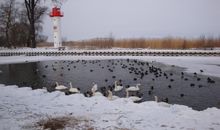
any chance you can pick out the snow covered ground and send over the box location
[0,47,220,57]
[0,55,220,77]
[0,55,220,129]
[1,84,220,130]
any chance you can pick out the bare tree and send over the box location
[24,0,47,48]
[16,7,30,46]
[0,0,16,47]
[10,22,29,47]
[51,0,65,7]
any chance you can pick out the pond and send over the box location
[0,59,220,111]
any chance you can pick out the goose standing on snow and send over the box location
[125,89,142,102]
[91,82,103,96]
[55,82,68,90]
[69,82,80,93]
[154,96,158,102]
[91,82,98,93]
[107,90,119,100]
[114,81,123,91]
[126,83,141,91]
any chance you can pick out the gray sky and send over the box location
[43,0,220,41]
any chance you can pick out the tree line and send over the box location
[0,0,48,48]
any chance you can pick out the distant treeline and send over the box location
[39,37,220,49]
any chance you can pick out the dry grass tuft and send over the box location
[32,115,94,130]
[37,116,71,130]
[23,115,134,130]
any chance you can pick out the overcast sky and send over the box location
[43,0,220,41]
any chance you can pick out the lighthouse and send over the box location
[50,7,63,48]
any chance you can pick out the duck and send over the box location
[84,91,93,97]
[150,86,154,90]
[148,90,152,95]
[100,87,108,97]
[154,96,170,107]
[180,93,185,97]
[107,90,119,100]
[154,96,169,103]
[55,82,68,90]
[207,77,215,84]
[161,97,169,103]
[114,81,123,91]
[69,82,80,93]
[193,72,197,76]
[168,85,172,88]
[190,83,195,87]
[126,83,141,91]
[126,89,142,102]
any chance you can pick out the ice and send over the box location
[0,55,220,77]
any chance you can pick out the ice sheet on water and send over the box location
[0,55,220,77]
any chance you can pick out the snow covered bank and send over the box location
[0,47,220,51]
[0,55,220,77]
[0,84,220,130]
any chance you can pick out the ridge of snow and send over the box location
[0,84,220,130]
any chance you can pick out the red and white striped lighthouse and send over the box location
[50,7,63,48]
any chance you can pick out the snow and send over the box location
[0,51,220,129]
[0,55,220,77]
[0,84,220,130]
[0,47,220,56]
[0,47,220,51]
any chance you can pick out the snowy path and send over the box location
[0,84,220,130]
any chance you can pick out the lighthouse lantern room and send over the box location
[50,7,63,48]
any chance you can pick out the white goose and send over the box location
[126,83,141,91]
[69,82,80,93]
[55,82,68,90]
[107,90,119,100]
[91,82,103,96]
[91,82,98,93]
[114,81,123,91]
[126,89,142,102]
[154,96,158,102]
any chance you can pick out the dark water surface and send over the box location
[0,59,220,111]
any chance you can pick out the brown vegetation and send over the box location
[24,115,133,130]
[33,116,93,130]
[38,37,220,49]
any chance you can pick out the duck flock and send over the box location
[34,59,218,106]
